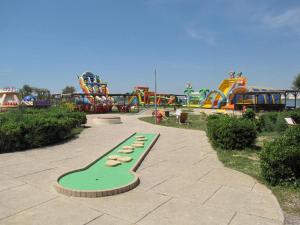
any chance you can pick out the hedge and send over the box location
[0,107,86,153]
[207,115,257,150]
[260,126,300,186]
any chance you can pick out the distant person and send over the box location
[152,110,164,124]
[242,105,247,114]
[175,108,182,123]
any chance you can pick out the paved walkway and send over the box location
[0,113,284,225]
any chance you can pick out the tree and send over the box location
[62,86,76,94]
[33,88,51,100]
[19,85,51,100]
[293,73,300,89]
[19,84,34,98]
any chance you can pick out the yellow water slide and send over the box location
[202,92,216,108]
[219,79,236,96]
[202,78,246,109]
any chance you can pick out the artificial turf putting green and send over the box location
[58,133,158,191]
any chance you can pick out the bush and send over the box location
[258,109,300,132]
[258,112,279,132]
[0,121,24,152]
[260,126,300,185]
[0,106,86,153]
[207,115,257,150]
[242,108,256,120]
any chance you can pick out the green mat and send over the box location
[58,133,157,191]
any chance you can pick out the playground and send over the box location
[1,71,299,114]
[2,0,300,223]
[0,71,299,224]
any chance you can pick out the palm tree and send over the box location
[184,82,194,106]
[199,88,210,103]
[199,88,210,96]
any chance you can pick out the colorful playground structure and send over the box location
[184,82,210,107]
[201,72,282,110]
[128,86,178,106]
[0,87,20,110]
[21,95,36,106]
[76,71,114,113]
[1,71,289,113]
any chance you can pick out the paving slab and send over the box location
[229,212,283,225]
[1,162,56,178]
[149,174,200,196]
[74,189,171,223]
[205,186,284,222]
[0,174,25,192]
[0,197,102,225]
[0,203,14,220]
[172,181,222,204]
[0,153,33,169]
[193,153,224,168]
[200,167,256,191]
[0,185,57,219]
[252,182,272,194]
[137,161,178,191]
[136,198,235,225]
[85,214,134,225]
[16,167,71,193]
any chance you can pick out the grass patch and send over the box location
[272,186,300,215]
[256,132,281,148]
[216,148,262,181]
[139,115,207,131]
[70,127,84,136]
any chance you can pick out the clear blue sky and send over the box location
[1,0,300,94]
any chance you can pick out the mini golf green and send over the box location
[55,133,159,197]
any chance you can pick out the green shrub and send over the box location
[67,111,87,126]
[260,126,300,186]
[0,106,86,153]
[0,121,24,152]
[207,115,257,150]
[242,108,256,120]
[258,109,300,132]
[275,110,300,132]
[258,112,278,132]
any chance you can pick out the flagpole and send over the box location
[154,69,157,124]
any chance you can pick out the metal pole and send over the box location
[284,93,287,109]
[154,69,157,124]
[94,95,96,113]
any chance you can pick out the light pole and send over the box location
[154,69,157,124]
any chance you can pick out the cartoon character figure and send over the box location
[186,82,192,89]
[229,71,235,78]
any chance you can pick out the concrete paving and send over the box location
[0,112,284,225]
